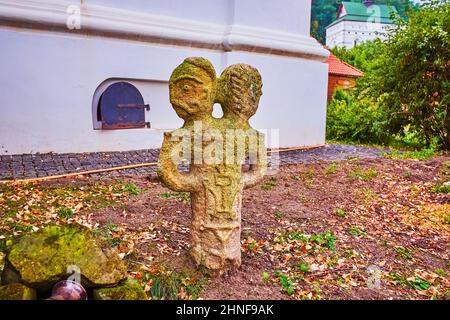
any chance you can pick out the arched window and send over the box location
[95,81,150,130]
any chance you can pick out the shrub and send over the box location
[326,89,391,145]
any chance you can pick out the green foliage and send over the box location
[143,267,205,300]
[434,268,448,277]
[56,206,74,219]
[106,223,119,232]
[328,1,450,150]
[394,246,413,260]
[310,231,337,250]
[274,210,284,219]
[121,183,141,195]
[408,277,431,290]
[275,271,295,295]
[331,39,385,72]
[261,178,277,191]
[326,89,392,145]
[93,227,121,247]
[297,262,311,273]
[444,214,450,225]
[280,230,336,251]
[326,162,337,175]
[347,225,367,237]
[383,148,437,160]
[391,273,431,290]
[363,1,450,150]
[349,167,377,180]
[432,184,450,194]
[310,0,342,43]
[335,208,347,218]
[160,191,190,201]
[262,271,270,283]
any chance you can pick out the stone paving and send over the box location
[0,144,389,180]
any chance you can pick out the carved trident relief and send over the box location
[158,57,267,273]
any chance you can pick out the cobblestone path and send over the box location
[0,144,388,180]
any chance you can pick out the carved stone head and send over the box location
[216,64,263,122]
[169,57,216,121]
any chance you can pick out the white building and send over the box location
[0,0,329,155]
[326,0,397,49]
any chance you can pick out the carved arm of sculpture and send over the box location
[243,132,267,189]
[157,132,201,192]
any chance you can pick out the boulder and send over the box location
[0,283,36,300]
[93,279,147,300]
[2,224,127,291]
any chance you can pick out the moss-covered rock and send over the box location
[3,224,127,291]
[0,283,36,300]
[93,279,147,300]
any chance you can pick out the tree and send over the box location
[330,1,450,149]
[310,0,342,43]
[331,39,384,72]
[365,0,450,149]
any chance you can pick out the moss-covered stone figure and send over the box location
[93,278,147,300]
[158,58,267,273]
[0,283,36,300]
[2,224,127,291]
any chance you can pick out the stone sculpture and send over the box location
[158,57,267,273]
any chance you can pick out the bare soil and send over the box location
[87,156,450,300]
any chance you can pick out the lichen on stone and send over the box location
[3,224,127,291]
[93,278,147,300]
[0,283,36,300]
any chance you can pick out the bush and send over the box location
[329,1,450,150]
[326,89,390,145]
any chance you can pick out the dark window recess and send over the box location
[97,82,150,129]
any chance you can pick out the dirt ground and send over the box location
[92,157,449,300]
[1,156,449,300]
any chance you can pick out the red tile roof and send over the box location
[325,50,364,78]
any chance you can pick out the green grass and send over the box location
[335,208,347,218]
[120,183,141,195]
[347,225,367,237]
[349,168,377,180]
[432,184,450,194]
[382,148,437,160]
[57,206,74,219]
[355,187,378,202]
[106,223,120,232]
[394,246,413,260]
[274,210,284,219]
[443,214,450,225]
[5,221,33,233]
[160,191,191,202]
[434,268,448,277]
[326,162,337,175]
[261,178,277,191]
[93,227,121,247]
[262,271,270,284]
[301,168,316,188]
[142,267,205,300]
[297,262,310,273]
